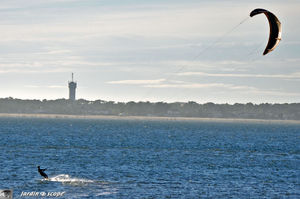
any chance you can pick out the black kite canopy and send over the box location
[250,8,282,55]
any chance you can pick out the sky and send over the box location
[0,0,299,104]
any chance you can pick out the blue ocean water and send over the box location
[0,117,299,198]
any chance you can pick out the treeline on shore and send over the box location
[0,97,299,120]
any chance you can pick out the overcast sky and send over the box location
[0,0,299,103]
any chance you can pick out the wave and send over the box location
[43,174,94,185]
[40,174,118,196]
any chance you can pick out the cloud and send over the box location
[106,77,258,91]
[144,81,300,98]
[106,77,300,99]
[0,1,270,43]
[25,85,65,89]
[177,72,300,79]
[144,82,256,90]
[107,79,166,85]
[48,85,65,88]
[36,49,72,55]
[0,0,299,103]
[246,89,300,97]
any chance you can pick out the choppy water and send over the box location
[0,117,299,198]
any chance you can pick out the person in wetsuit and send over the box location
[37,166,48,179]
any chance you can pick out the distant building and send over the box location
[68,73,77,101]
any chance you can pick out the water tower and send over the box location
[68,73,77,101]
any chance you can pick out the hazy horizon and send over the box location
[0,0,299,104]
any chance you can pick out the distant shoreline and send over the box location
[1,98,299,121]
[0,113,299,124]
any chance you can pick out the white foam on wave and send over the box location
[96,191,118,196]
[41,174,118,195]
[45,174,94,185]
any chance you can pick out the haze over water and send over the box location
[0,117,299,198]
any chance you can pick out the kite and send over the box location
[250,8,282,55]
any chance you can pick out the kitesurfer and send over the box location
[37,166,48,179]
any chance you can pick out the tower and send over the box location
[68,73,77,101]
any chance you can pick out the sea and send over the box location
[0,117,299,198]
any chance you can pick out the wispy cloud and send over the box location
[25,85,65,89]
[105,77,300,99]
[107,79,166,85]
[36,49,72,55]
[177,72,300,79]
[246,88,300,97]
[106,77,257,91]
[144,82,256,90]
